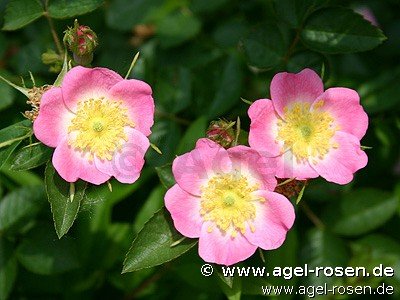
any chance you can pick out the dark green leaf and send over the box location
[2,0,43,30]
[45,162,87,239]
[10,143,52,171]
[275,0,329,28]
[190,0,228,13]
[155,164,175,189]
[0,186,45,232]
[48,0,104,19]
[106,0,163,31]
[157,12,201,48]
[301,7,386,54]
[17,224,80,275]
[302,228,349,286]
[147,120,181,166]
[122,208,196,273]
[242,23,288,69]
[133,185,165,232]
[0,238,17,300]
[208,55,243,118]
[217,274,242,300]
[176,116,207,155]
[0,70,15,111]
[359,66,400,114]
[0,120,32,168]
[329,188,399,236]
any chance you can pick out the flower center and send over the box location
[277,101,338,163]
[68,98,134,161]
[200,171,264,238]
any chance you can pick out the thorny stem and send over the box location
[44,0,63,55]
[300,202,325,230]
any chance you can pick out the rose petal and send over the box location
[172,139,232,196]
[198,222,257,266]
[94,128,149,184]
[312,87,368,139]
[108,79,154,136]
[244,191,295,250]
[310,131,368,185]
[61,66,123,112]
[52,138,110,185]
[165,184,203,238]
[271,68,323,118]
[248,99,282,157]
[227,145,277,191]
[34,87,74,147]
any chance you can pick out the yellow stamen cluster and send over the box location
[277,101,338,163]
[200,171,264,238]
[68,98,134,161]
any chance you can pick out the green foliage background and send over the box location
[0,0,399,299]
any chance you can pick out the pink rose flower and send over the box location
[165,138,295,266]
[34,66,154,185]
[248,68,368,185]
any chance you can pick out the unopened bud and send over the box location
[206,120,235,148]
[274,179,307,199]
[63,19,98,66]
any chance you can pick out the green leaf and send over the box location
[359,66,400,114]
[208,55,243,118]
[301,7,386,54]
[275,0,329,28]
[242,23,288,69]
[0,120,32,168]
[0,186,45,232]
[155,164,175,189]
[2,0,44,30]
[157,12,201,48]
[176,116,207,155]
[302,228,349,286]
[0,71,15,111]
[106,0,164,31]
[122,208,196,273]
[17,224,80,275]
[217,274,242,300]
[329,188,399,236]
[10,143,52,171]
[0,238,17,300]
[48,0,104,19]
[133,185,165,232]
[45,162,87,239]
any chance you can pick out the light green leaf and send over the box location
[0,186,45,232]
[176,116,207,155]
[155,164,175,189]
[10,143,52,171]
[17,224,80,275]
[330,188,399,236]
[133,185,165,232]
[122,208,196,273]
[2,0,44,30]
[0,238,17,300]
[301,7,386,54]
[48,0,104,19]
[45,162,87,239]
[208,54,243,118]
